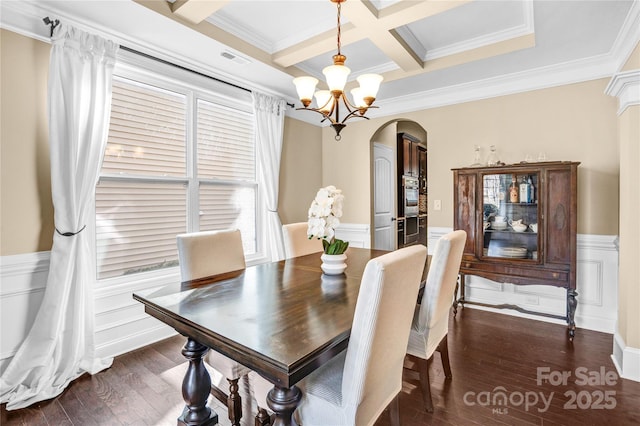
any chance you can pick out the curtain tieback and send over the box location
[267,209,278,213]
[55,225,86,237]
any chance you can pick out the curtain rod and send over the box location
[42,17,294,108]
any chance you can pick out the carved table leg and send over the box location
[267,385,302,426]
[227,378,242,426]
[178,338,218,426]
[567,289,578,341]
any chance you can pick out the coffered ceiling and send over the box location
[1,1,638,123]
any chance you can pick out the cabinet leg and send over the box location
[567,289,578,341]
[453,274,465,317]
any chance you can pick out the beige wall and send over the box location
[621,43,640,72]
[0,30,53,255]
[0,28,622,256]
[278,117,322,224]
[321,79,620,236]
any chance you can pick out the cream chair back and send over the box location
[282,222,323,258]
[342,245,427,425]
[416,230,466,335]
[176,229,246,281]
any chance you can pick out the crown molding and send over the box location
[206,9,336,55]
[3,0,637,127]
[605,70,640,115]
[423,0,534,61]
[367,52,618,119]
[610,0,640,73]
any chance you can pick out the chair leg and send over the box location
[227,378,242,426]
[255,407,270,426]
[389,393,400,426]
[416,357,434,413]
[438,336,452,379]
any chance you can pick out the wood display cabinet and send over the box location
[452,161,580,340]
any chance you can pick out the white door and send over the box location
[373,143,396,250]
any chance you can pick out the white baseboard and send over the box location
[612,332,640,382]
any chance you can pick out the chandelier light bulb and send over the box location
[356,73,383,105]
[322,64,350,95]
[314,90,334,114]
[350,87,367,110]
[293,76,319,107]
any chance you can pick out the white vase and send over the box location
[321,253,347,275]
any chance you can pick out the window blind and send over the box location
[96,180,186,279]
[102,79,186,177]
[96,73,257,280]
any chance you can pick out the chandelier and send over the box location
[293,0,383,140]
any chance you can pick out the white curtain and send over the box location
[0,24,118,410]
[253,92,286,261]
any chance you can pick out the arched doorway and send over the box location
[370,120,427,250]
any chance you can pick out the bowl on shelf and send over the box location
[529,223,538,233]
[492,221,508,230]
[498,247,528,258]
[512,223,528,232]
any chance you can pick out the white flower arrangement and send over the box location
[307,185,349,255]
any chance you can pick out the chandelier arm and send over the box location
[295,107,339,125]
[339,93,356,112]
[340,109,371,124]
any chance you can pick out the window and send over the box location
[96,66,258,280]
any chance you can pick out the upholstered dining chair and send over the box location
[282,222,323,258]
[176,229,250,426]
[406,230,466,412]
[249,244,428,426]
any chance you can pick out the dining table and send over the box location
[133,246,414,426]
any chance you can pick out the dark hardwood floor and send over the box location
[2,308,639,426]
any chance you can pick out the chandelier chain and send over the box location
[336,1,342,55]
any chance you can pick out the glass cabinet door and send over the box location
[482,172,539,260]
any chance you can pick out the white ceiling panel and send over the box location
[1,0,637,123]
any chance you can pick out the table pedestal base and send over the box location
[178,407,218,426]
[267,385,302,426]
[178,338,218,426]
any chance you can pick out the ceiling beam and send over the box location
[171,0,230,24]
[272,23,365,69]
[272,0,472,70]
[341,0,423,72]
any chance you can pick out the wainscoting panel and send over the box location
[94,269,181,359]
[429,227,619,333]
[0,252,49,372]
[335,223,371,249]
[0,229,618,373]
[0,252,179,371]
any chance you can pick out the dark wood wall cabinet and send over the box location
[397,133,427,249]
[452,161,580,340]
[397,132,424,178]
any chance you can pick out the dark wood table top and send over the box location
[133,247,390,388]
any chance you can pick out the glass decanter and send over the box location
[470,145,483,167]
[486,145,498,167]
